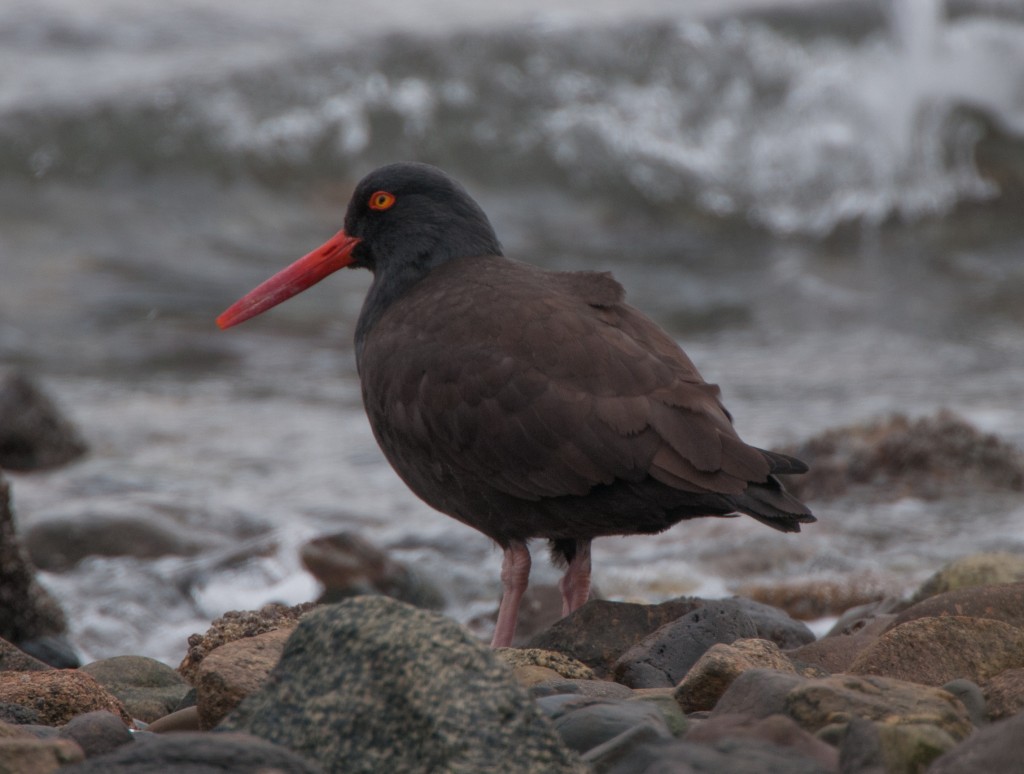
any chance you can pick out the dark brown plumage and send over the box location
[217,162,815,647]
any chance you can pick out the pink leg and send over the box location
[491,541,531,648]
[558,540,592,617]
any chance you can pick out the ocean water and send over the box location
[2,0,1024,663]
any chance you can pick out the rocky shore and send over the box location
[2,373,1024,772]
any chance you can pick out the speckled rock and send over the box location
[0,670,132,726]
[723,598,815,650]
[889,581,1024,631]
[496,649,595,680]
[982,667,1024,720]
[80,655,189,723]
[928,710,1024,773]
[194,627,291,730]
[219,597,585,773]
[58,731,322,773]
[57,711,132,758]
[613,601,759,688]
[910,553,1024,604]
[848,616,1024,685]
[178,602,316,683]
[675,638,798,712]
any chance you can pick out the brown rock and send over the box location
[780,410,1024,502]
[0,670,132,726]
[686,713,839,772]
[848,616,1024,686]
[888,581,1024,631]
[982,667,1024,720]
[675,638,796,712]
[785,634,877,675]
[910,553,1024,604]
[145,705,201,734]
[178,602,313,683]
[0,736,84,773]
[80,655,190,722]
[929,710,1024,774]
[194,626,292,729]
[735,577,887,620]
[527,598,703,677]
[511,665,564,687]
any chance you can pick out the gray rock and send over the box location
[541,696,672,755]
[219,597,585,773]
[725,598,815,650]
[58,711,133,758]
[0,372,87,471]
[613,602,759,688]
[59,731,322,773]
[928,710,1024,773]
[942,679,987,727]
[80,656,190,723]
[711,669,807,720]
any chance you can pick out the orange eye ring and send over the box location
[369,191,396,211]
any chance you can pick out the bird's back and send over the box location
[358,254,813,545]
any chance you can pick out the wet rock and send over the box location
[781,410,1024,501]
[527,598,703,677]
[178,601,316,683]
[982,667,1024,720]
[300,531,445,610]
[0,472,74,665]
[0,372,87,471]
[80,655,190,723]
[613,601,758,688]
[0,670,132,727]
[219,597,585,773]
[0,637,52,673]
[15,636,78,669]
[145,704,201,734]
[194,627,291,730]
[928,710,1024,773]
[24,513,207,572]
[57,711,132,758]
[910,552,1024,603]
[848,615,1024,685]
[685,713,838,772]
[888,581,1024,630]
[675,638,797,712]
[59,731,322,773]
[538,695,672,755]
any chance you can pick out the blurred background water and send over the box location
[2,0,1023,664]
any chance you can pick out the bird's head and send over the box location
[216,162,501,330]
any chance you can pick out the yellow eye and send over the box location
[369,191,396,211]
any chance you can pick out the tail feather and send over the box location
[732,473,815,533]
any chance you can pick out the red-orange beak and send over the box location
[216,230,361,329]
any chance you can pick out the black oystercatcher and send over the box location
[217,162,815,647]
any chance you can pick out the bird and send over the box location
[217,162,815,648]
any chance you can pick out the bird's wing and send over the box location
[361,258,773,502]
